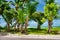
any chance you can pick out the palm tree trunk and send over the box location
[7,23,10,32]
[20,24,23,33]
[17,23,20,31]
[48,20,52,33]
[14,23,17,31]
[15,4,19,32]
[37,22,41,30]
[25,16,29,33]
[14,20,18,31]
[25,22,28,33]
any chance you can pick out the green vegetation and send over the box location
[32,12,46,30]
[44,0,58,33]
[0,0,60,35]
[0,26,60,35]
[28,28,60,35]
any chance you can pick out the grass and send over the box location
[28,28,47,35]
[0,26,60,35]
[27,27,60,35]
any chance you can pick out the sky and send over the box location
[0,0,60,27]
[6,0,60,12]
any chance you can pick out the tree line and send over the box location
[0,0,59,34]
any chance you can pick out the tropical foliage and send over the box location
[0,0,59,34]
[44,0,58,33]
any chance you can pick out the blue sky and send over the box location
[6,0,46,12]
[0,0,60,27]
[6,0,60,12]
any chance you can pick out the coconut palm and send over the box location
[44,0,58,33]
[10,0,25,31]
[3,9,14,31]
[0,0,13,31]
[32,12,46,30]
[23,0,38,33]
[10,0,38,33]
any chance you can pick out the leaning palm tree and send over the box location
[23,0,38,33]
[10,0,38,33]
[0,0,12,31]
[32,12,46,30]
[10,0,28,32]
[10,0,25,31]
[3,9,13,31]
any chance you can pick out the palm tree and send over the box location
[10,0,38,33]
[0,0,12,31]
[44,0,58,33]
[10,0,28,32]
[23,0,38,33]
[32,12,46,30]
[10,0,24,31]
[3,9,13,31]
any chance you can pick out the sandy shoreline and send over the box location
[0,34,60,40]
